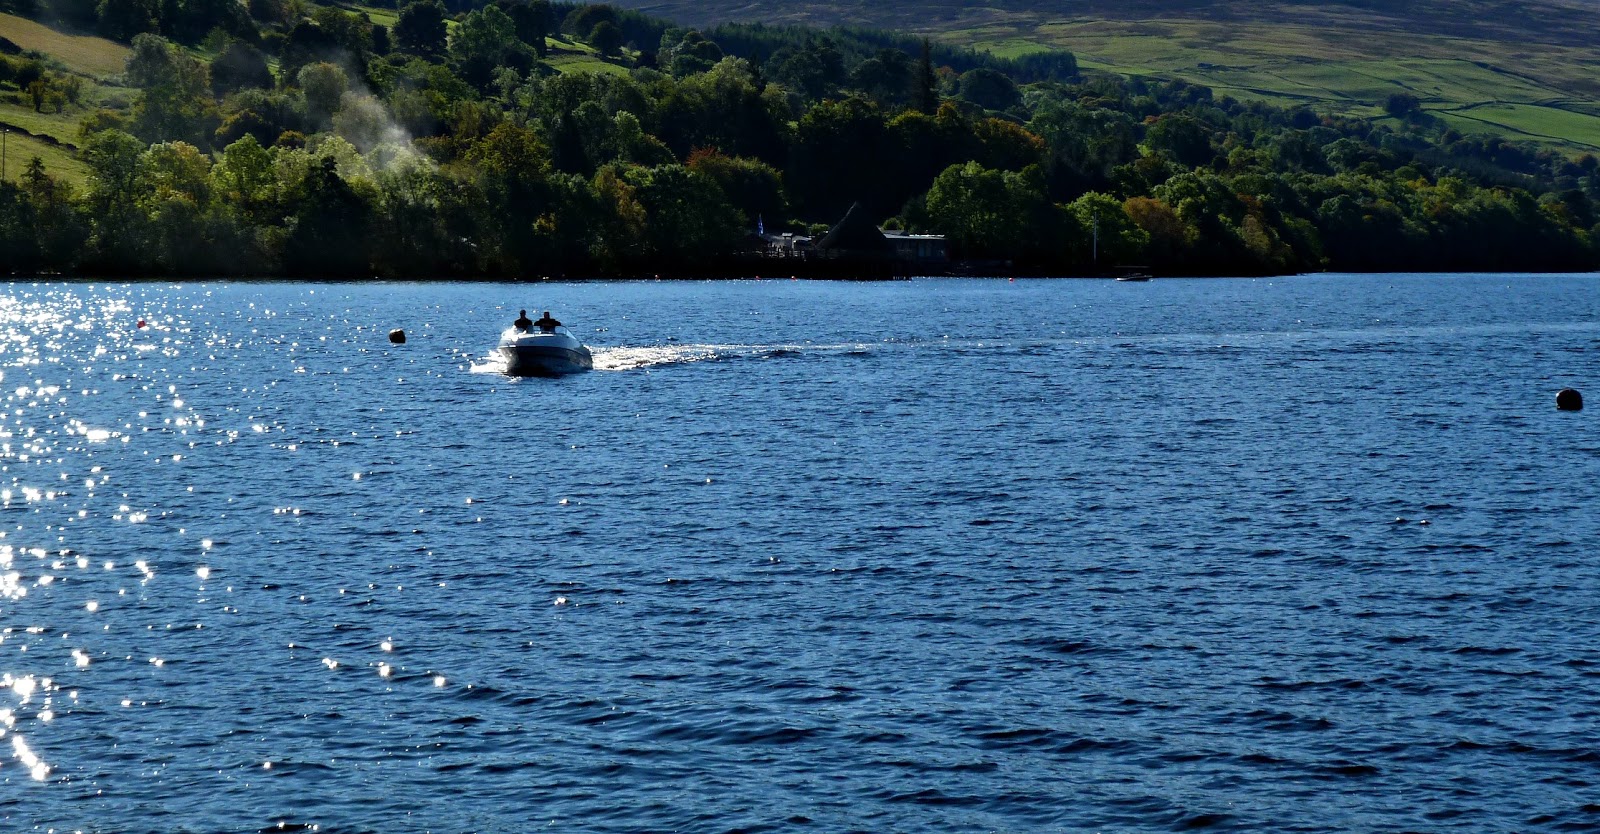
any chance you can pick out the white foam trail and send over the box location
[592,344,739,371]
[472,341,878,374]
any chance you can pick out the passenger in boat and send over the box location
[513,310,533,331]
[534,311,561,332]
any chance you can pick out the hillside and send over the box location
[610,0,1600,151]
[0,12,129,183]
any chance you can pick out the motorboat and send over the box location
[498,325,593,376]
[1115,272,1153,282]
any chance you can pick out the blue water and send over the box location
[1,274,1598,833]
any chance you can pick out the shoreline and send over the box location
[7,268,1599,283]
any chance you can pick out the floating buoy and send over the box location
[1556,388,1583,411]
[388,329,406,344]
[136,319,146,328]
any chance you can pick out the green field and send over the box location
[0,12,130,77]
[973,19,1600,151]
[1434,103,1600,149]
[1,128,89,184]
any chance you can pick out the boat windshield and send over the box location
[503,325,572,339]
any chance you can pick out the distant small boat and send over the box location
[498,326,593,376]
[1115,273,1153,282]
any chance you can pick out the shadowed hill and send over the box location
[611,0,1600,150]
[614,0,1599,50]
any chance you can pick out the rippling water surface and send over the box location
[1,274,1598,833]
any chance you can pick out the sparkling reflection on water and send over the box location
[1,276,1598,833]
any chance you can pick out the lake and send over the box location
[1,274,1598,832]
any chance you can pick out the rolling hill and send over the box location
[611,0,1600,151]
[0,11,129,183]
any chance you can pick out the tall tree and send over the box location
[915,38,938,115]
[285,158,371,275]
[211,41,273,95]
[394,0,447,59]
[125,34,218,147]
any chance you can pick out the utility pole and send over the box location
[1091,208,1098,266]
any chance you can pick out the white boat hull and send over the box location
[498,329,593,376]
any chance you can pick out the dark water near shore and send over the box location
[1,274,1598,833]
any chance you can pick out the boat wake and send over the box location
[596,341,886,370]
[594,343,750,371]
[472,342,875,373]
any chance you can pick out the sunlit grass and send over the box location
[1434,103,1600,150]
[548,54,632,76]
[946,11,1600,152]
[348,4,400,28]
[0,97,95,145]
[0,12,130,78]
[0,129,89,187]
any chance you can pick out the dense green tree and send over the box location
[652,58,786,164]
[924,161,1069,263]
[1124,195,1196,267]
[1385,92,1422,118]
[484,0,551,56]
[850,48,912,108]
[96,0,156,41]
[298,62,349,124]
[564,3,617,39]
[394,0,448,59]
[285,157,371,275]
[49,0,101,29]
[451,5,532,89]
[464,121,562,270]
[125,34,218,147]
[788,96,890,221]
[1027,97,1139,196]
[590,21,622,57]
[0,181,42,272]
[311,7,373,58]
[660,30,722,78]
[958,67,1019,112]
[1145,114,1214,169]
[767,40,844,102]
[209,134,276,223]
[19,158,89,268]
[170,0,251,44]
[246,0,286,24]
[1069,191,1148,267]
[622,163,742,261]
[686,148,785,229]
[211,41,273,95]
[80,129,148,269]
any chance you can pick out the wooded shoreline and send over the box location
[3,3,1597,278]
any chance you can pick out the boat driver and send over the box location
[513,309,533,330]
[533,311,561,332]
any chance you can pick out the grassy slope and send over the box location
[544,36,633,75]
[1,128,90,183]
[0,13,131,186]
[0,12,131,75]
[613,0,1600,152]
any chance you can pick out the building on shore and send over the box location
[758,202,948,271]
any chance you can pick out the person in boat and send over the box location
[513,309,533,331]
[533,311,562,332]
